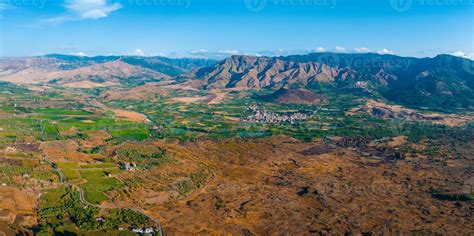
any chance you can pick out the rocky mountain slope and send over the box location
[182,53,474,111]
[180,55,357,89]
[1,53,472,110]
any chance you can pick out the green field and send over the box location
[38,187,150,235]
[1,74,473,235]
[54,161,123,203]
[56,162,80,169]
[79,169,124,204]
[62,169,81,180]
[80,163,118,169]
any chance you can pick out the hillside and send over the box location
[0,55,218,87]
[46,60,172,88]
[121,56,217,77]
[0,60,170,87]
[182,53,474,111]
[260,88,328,105]
[0,53,473,235]
[0,54,217,76]
[42,54,218,75]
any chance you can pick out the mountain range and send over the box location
[181,53,474,111]
[0,54,217,86]
[0,53,473,111]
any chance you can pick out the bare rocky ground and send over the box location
[0,135,472,235]
[103,136,474,235]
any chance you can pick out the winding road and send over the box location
[42,154,164,235]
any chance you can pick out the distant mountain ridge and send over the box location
[42,54,218,75]
[0,54,218,87]
[0,52,473,110]
[181,53,474,111]
[0,54,216,74]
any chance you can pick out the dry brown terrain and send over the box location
[111,109,151,123]
[78,130,112,150]
[262,88,328,105]
[0,187,39,226]
[100,83,169,101]
[40,140,94,162]
[0,60,170,86]
[87,99,151,123]
[170,92,227,105]
[171,96,206,104]
[349,99,474,126]
[95,136,474,235]
[0,135,472,235]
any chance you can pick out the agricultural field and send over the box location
[79,169,123,204]
[0,81,473,235]
[37,187,152,235]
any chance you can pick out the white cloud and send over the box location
[218,49,240,55]
[67,0,122,19]
[133,49,145,56]
[0,2,14,18]
[43,0,122,24]
[354,47,372,53]
[314,47,326,52]
[73,52,87,56]
[243,52,262,57]
[335,46,346,52]
[450,51,474,59]
[190,49,209,54]
[377,48,394,55]
[0,3,13,11]
[182,49,243,59]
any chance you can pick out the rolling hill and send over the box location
[259,88,328,105]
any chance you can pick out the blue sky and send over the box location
[0,0,472,58]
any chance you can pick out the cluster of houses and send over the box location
[117,226,155,234]
[243,105,312,124]
[131,227,155,234]
[96,217,155,235]
[96,216,156,235]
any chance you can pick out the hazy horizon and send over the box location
[1,50,474,61]
[0,0,473,58]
